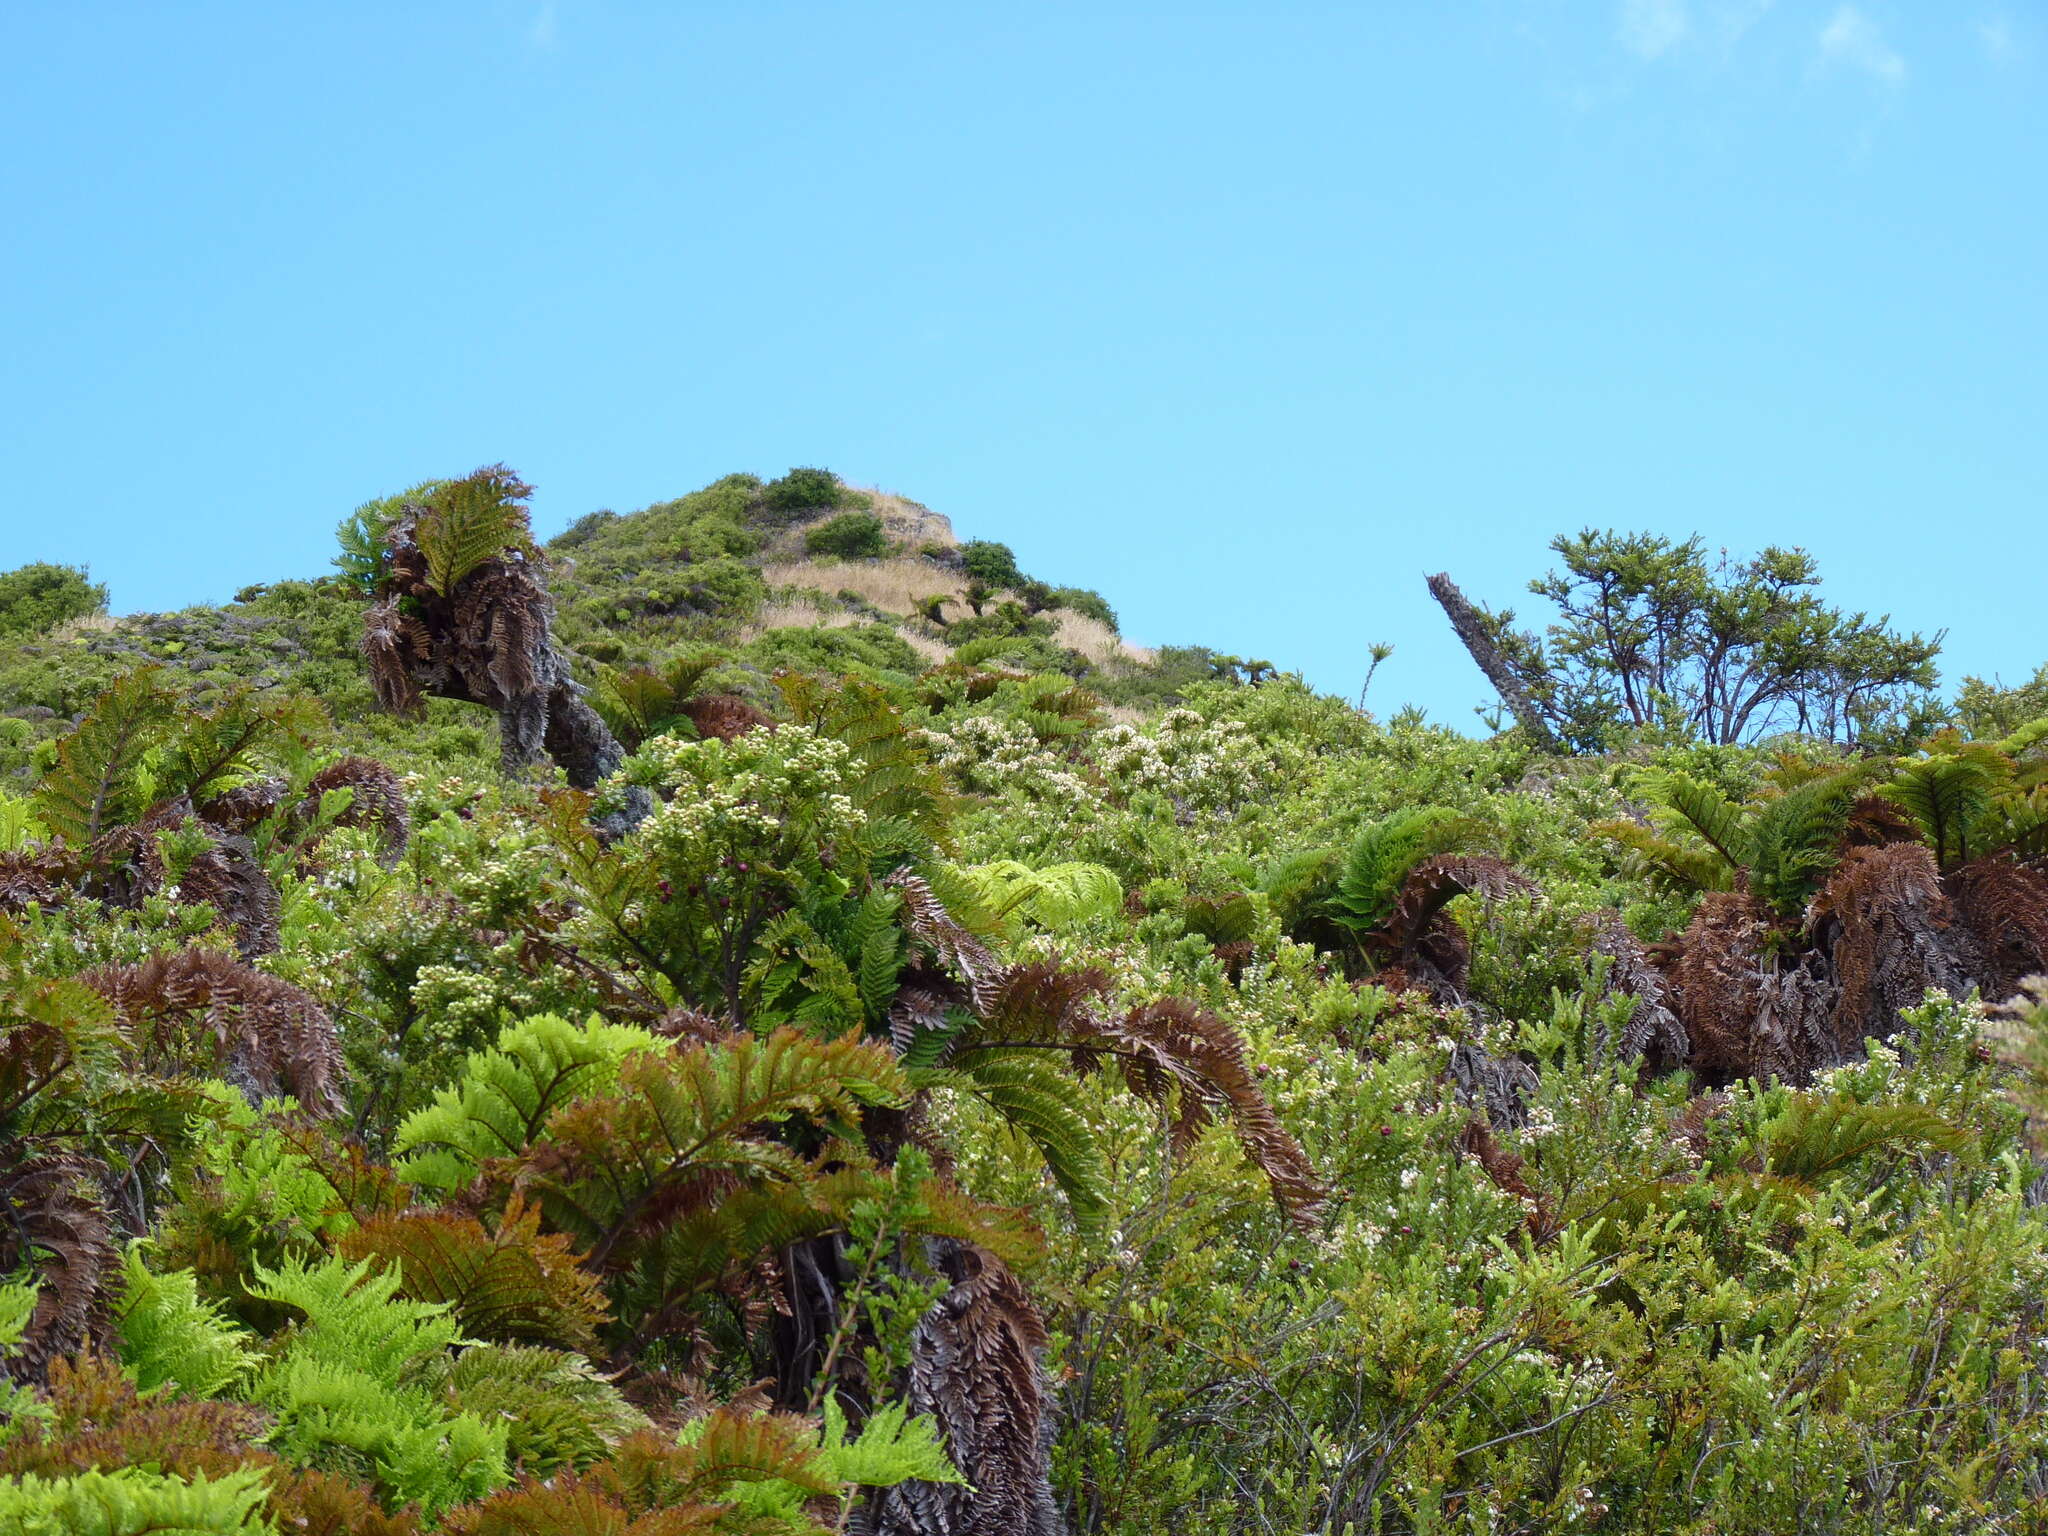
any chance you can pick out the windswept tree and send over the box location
[1431,532,1943,751]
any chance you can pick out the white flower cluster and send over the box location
[635,727,869,865]
[1093,708,1272,814]
[919,717,1091,807]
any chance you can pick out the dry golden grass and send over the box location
[47,612,118,641]
[738,597,866,643]
[1053,610,1156,668]
[763,559,968,620]
[893,627,950,665]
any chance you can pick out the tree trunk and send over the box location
[1425,573,1562,753]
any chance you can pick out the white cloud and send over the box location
[1977,15,2015,63]
[1817,6,1905,84]
[1618,0,1690,59]
[528,3,557,48]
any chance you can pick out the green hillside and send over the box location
[1,468,2046,1535]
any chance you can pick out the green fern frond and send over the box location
[436,1343,650,1476]
[35,666,174,842]
[1328,807,1480,932]
[965,859,1124,933]
[1762,1094,1971,1183]
[412,466,538,596]
[393,1013,664,1191]
[1745,766,1870,913]
[818,1395,965,1488]
[0,792,50,854]
[952,1050,1112,1237]
[1638,770,1747,874]
[113,1245,256,1398]
[1593,818,1735,893]
[334,481,442,595]
[0,1466,273,1535]
[1884,755,1997,868]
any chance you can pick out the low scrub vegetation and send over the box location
[0,469,2045,1533]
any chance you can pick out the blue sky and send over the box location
[3,3,2040,722]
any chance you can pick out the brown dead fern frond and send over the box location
[876,1241,1063,1536]
[83,949,344,1115]
[294,755,411,866]
[1811,843,1971,1058]
[1945,856,2048,1006]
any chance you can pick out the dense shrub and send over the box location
[960,539,1023,589]
[804,511,889,560]
[0,562,107,638]
[760,465,845,519]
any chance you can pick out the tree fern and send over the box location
[532,1029,911,1260]
[335,1200,611,1352]
[1593,816,1735,894]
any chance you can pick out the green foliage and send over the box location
[392,1013,663,1193]
[1448,529,1943,749]
[964,859,1123,933]
[411,466,539,597]
[0,1465,273,1535]
[1327,806,1479,931]
[760,466,846,519]
[960,539,1023,590]
[246,1253,510,1515]
[113,1245,256,1397]
[16,474,2048,1535]
[803,512,888,560]
[0,563,107,641]
[333,483,443,597]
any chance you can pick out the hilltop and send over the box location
[0,467,1222,787]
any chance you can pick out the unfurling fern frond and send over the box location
[34,666,174,843]
[410,465,539,597]
[1328,807,1481,932]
